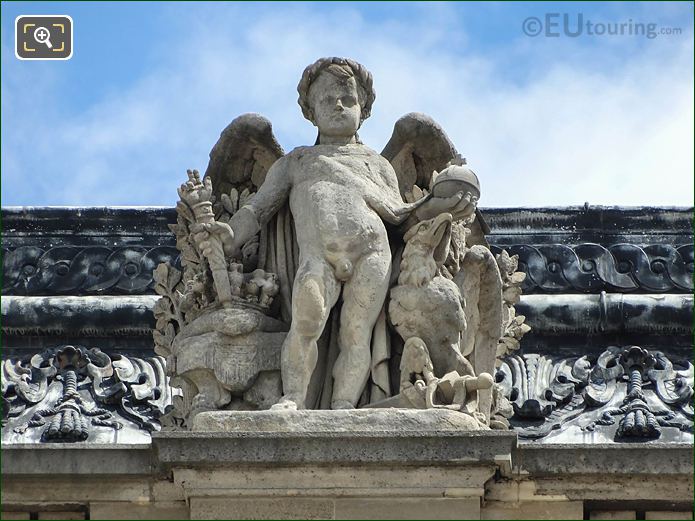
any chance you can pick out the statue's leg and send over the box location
[332,251,391,409]
[277,256,340,409]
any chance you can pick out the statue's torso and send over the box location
[286,144,396,261]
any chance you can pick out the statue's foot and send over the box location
[331,399,354,410]
[270,397,299,411]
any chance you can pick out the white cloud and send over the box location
[2,4,693,207]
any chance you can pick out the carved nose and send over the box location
[335,100,344,111]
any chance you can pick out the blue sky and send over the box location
[1,1,693,207]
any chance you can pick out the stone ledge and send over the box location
[3,432,691,480]
[515,442,694,476]
[1,443,152,476]
[153,410,517,469]
[153,430,517,468]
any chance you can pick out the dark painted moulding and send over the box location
[1,296,157,355]
[484,206,694,244]
[3,295,691,340]
[2,293,691,356]
[517,294,693,336]
[2,206,692,249]
[2,206,178,248]
[2,336,159,357]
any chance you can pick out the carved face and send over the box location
[307,71,361,139]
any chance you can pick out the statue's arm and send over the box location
[228,156,291,249]
[366,159,431,225]
[374,156,473,229]
[368,194,430,225]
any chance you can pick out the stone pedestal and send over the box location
[153,409,517,520]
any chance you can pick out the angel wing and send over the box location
[381,112,458,197]
[204,113,285,199]
[381,112,490,243]
[203,113,297,323]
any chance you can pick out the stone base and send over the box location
[151,409,515,519]
[192,407,486,432]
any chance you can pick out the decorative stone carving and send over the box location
[1,345,172,443]
[5,242,690,296]
[495,250,531,361]
[2,245,180,295]
[389,211,474,378]
[496,346,693,441]
[155,57,529,428]
[491,243,694,294]
[152,212,284,429]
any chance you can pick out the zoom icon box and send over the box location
[16,15,73,60]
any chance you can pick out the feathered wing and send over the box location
[381,112,490,239]
[203,113,298,323]
[205,113,285,198]
[381,112,459,197]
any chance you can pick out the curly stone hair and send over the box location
[297,57,376,124]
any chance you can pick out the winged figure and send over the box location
[180,57,525,420]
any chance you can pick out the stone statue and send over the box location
[153,57,529,428]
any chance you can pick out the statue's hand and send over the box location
[416,191,478,222]
[190,221,239,259]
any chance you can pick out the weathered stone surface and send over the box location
[1,444,152,476]
[189,498,333,520]
[89,501,189,520]
[1,477,153,504]
[172,465,496,498]
[514,443,694,476]
[192,408,484,432]
[517,294,693,338]
[532,475,693,503]
[494,243,694,294]
[154,410,515,468]
[334,498,480,520]
[644,511,694,520]
[36,512,86,520]
[481,501,583,520]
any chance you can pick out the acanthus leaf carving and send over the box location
[496,346,694,441]
[1,345,172,443]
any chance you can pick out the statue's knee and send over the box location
[294,277,326,337]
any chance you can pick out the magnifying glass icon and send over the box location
[33,26,53,49]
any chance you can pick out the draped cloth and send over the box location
[258,203,392,408]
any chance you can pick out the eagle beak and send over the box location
[429,212,453,266]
